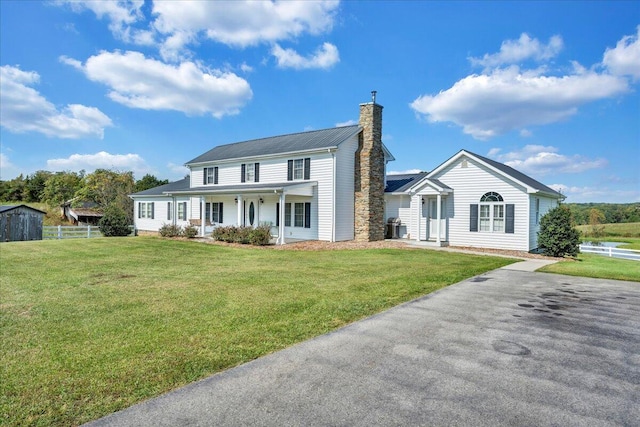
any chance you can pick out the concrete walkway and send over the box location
[86,270,639,427]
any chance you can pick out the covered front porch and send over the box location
[166,181,317,245]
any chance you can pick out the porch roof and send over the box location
[165,181,317,196]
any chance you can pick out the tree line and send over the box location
[565,203,640,225]
[0,170,170,222]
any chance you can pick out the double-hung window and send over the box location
[241,163,259,183]
[138,202,154,219]
[470,192,514,234]
[287,158,311,181]
[203,167,218,185]
[177,202,187,220]
[294,203,304,227]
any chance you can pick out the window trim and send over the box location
[177,202,187,221]
[138,202,154,219]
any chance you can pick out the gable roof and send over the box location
[429,149,563,198]
[130,177,191,197]
[186,125,361,165]
[0,204,46,214]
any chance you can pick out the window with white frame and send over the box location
[287,158,310,181]
[293,159,304,180]
[203,167,217,185]
[242,163,259,183]
[177,202,187,220]
[138,202,154,219]
[479,192,504,232]
[294,203,304,227]
[205,202,223,223]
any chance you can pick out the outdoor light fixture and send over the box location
[259,197,264,204]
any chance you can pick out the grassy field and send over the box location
[540,253,640,282]
[0,237,513,426]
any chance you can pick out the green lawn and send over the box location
[540,253,640,282]
[0,237,513,426]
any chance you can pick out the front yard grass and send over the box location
[539,253,640,282]
[0,237,513,426]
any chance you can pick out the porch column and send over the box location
[415,196,421,242]
[200,196,206,237]
[436,194,442,245]
[278,192,286,245]
[236,195,243,226]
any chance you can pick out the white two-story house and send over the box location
[131,95,563,251]
[131,99,393,244]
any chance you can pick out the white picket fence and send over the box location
[579,244,640,261]
[43,225,135,240]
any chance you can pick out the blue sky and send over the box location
[1,1,638,203]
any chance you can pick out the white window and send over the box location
[293,159,304,180]
[294,203,304,227]
[177,202,187,220]
[138,202,154,219]
[479,192,504,232]
[245,163,255,182]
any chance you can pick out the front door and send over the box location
[244,198,259,227]
[427,198,446,241]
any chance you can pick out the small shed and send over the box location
[0,205,46,242]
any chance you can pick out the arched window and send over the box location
[480,192,503,202]
[479,192,505,232]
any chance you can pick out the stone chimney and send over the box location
[354,91,385,241]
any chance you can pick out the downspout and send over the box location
[331,149,336,242]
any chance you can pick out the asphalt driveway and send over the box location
[87,266,639,427]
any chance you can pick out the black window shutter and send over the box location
[219,202,223,224]
[214,167,218,185]
[150,202,154,219]
[138,202,142,218]
[203,168,207,185]
[276,203,280,226]
[167,202,171,220]
[241,164,246,183]
[255,163,259,182]
[304,158,311,180]
[304,202,311,228]
[287,160,293,181]
[505,204,515,234]
[470,204,478,232]
[285,203,291,226]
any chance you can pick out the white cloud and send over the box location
[488,145,608,176]
[167,162,190,179]
[411,29,640,140]
[151,1,339,59]
[58,0,153,45]
[239,62,254,73]
[62,51,252,118]
[603,25,640,81]
[272,42,339,70]
[410,66,629,140]
[0,153,19,180]
[336,119,357,127]
[550,184,640,203]
[0,65,113,139]
[47,151,153,177]
[470,33,563,69]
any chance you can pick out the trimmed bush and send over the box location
[249,224,272,246]
[98,204,131,237]
[212,225,272,245]
[538,205,581,257]
[183,224,198,238]
[159,224,182,237]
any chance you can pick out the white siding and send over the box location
[528,195,559,250]
[133,197,190,232]
[384,194,411,238]
[334,134,358,241]
[434,156,531,251]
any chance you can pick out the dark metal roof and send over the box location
[0,204,46,214]
[463,150,563,197]
[385,173,428,193]
[167,181,316,195]
[186,125,361,164]
[130,177,190,196]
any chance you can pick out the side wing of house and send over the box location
[528,194,560,250]
[432,154,532,251]
[131,178,191,232]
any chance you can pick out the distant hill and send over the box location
[565,202,640,225]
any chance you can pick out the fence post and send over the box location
[87,225,91,238]
[609,247,612,257]
[57,225,62,239]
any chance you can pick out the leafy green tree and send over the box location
[2,174,26,202]
[134,174,168,192]
[23,170,53,202]
[588,208,606,238]
[42,171,84,207]
[98,204,132,237]
[76,169,135,221]
[538,205,581,257]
